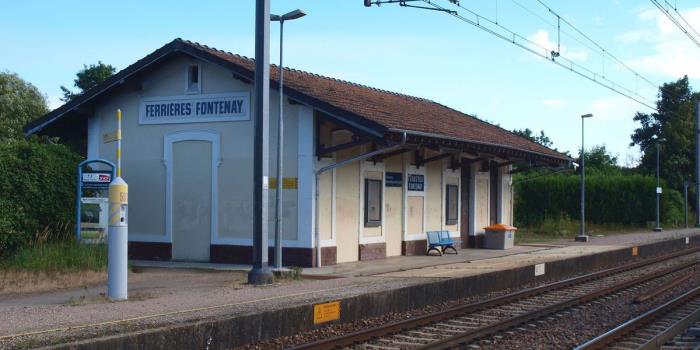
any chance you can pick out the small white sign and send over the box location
[686,237,690,244]
[139,92,250,125]
[81,197,108,204]
[262,176,269,190]
[82,173,112,183]
[656,187,662,194]
[534,263,546,276]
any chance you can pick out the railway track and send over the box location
[575,285,700,350]
[288,248,700,350]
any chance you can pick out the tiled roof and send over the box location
[26,38,569,163]
[183,39,568,161]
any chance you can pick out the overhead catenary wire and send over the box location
[510,0,601,54]
[418,0,658,110]
[650,0,700,49]
[440,0,655,106]
[662,0,700,42]
[512,0,680,104]
[533,0,677,97]
[532,0,693,108]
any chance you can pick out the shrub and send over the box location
[0,139,82,257]
[514,174,685,228]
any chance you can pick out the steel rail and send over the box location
[634,272,692,304]
[287,247,700,350]
[418,260,698,349]
[575,285,700,350]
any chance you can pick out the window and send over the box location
[364,179,382,227]
[446,184,458,225]
[186,65,201,93]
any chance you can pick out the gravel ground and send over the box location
[473,265,700,350]
[235,283,540,350]
[237,252,700,350]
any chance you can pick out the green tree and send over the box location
[630,76,699,190]
[577,145,620,175]
[0,72,48,142]
[60,61,115,102]
[513,128,554,148]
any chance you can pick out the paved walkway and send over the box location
[302,228,697,278]
[0,228,697,343]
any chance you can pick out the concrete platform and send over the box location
[0,229,698,350]
[302,245,548,277]
[302,229,696,278]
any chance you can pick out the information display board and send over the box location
[76,159,115,243]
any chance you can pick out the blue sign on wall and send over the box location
[386,172,402,187]
[407,174,424,191]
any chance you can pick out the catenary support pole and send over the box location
[655,141,662,232]
[580,116,585,237]
[696,102,700,227]
[248,0,273,285]
[684,181,689,229]
[274,19,285,270]
[108,109,128,300]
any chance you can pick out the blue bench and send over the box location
[426,230,458,256]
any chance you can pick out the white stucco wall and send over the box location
[88,55,305,247]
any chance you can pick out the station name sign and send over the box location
[139,92,250,124]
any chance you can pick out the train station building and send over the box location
[25,39,570,267]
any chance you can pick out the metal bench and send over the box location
[426,230,458,256]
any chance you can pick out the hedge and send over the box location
[0,139,82,257]
[514,174,685,228]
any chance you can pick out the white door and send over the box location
[171,140,212,261]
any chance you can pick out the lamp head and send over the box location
[272,9,306,22]
[581,113,593,119]
[284,9,306,20]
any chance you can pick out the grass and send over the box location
[1,240,107,272]
[514,217,672,244]
[0,241,108,295]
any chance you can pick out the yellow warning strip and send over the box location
[0,285,350,340]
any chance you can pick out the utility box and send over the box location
[483,224,517,250]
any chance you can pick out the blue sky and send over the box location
[2,0,700,164]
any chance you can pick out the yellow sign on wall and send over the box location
[631,246,638,256]
[313,301,340,324]
[103,131,120,143]
[269,177,298,189]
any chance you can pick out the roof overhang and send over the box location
[25,38,569,167]
[386,128,571,167]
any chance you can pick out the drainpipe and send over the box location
[314,132,407,267]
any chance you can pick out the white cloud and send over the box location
[624,6,700,79]
[527,29,589,61]
[593,16,604,26]
[542,98,565,107]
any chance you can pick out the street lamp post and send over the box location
[654,137,667,232]
[576,113,593,243]
[270,9,305,270]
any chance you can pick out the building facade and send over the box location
[26,39,569,267]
